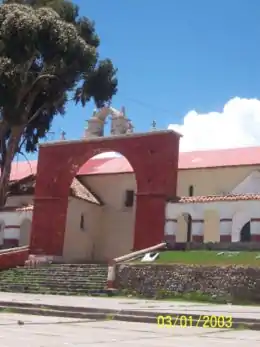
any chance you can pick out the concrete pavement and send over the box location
[0,292,260,320]
[0,313,260,346]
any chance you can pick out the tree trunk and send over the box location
[0,121,9,175]
[0,126,24,207]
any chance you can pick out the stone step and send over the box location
[0,288,101,295]
[46,266,107,268]
[0,274,107,278]
[0,287,105,294]
[0,274,107,279]
[0,275,107,280]
[0,284,106,289]
[4,266,108,271]
[2,268,108,272]
[0,279,105,285]
[4,268,108,274]
[0,263,109,296]
[0,279,106,286]
[1,267,107,270]
[0,283,105,290]
[0,288,105,295]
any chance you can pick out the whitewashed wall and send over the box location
[165,199,260,241]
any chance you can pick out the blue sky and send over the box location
[26,0,260,159]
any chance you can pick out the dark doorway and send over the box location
[187,214,192,243]
[240,221,251,242]
[184,213,192,250]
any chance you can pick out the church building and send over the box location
[1,106,260,263]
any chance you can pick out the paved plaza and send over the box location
[1,292,260,320]
[0,313,259,346]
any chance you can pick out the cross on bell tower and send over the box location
[151,120,157,131]
[60,130,66,140]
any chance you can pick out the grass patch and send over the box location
[140,250,260,266]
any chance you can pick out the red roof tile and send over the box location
[177,194,260,204]
[9,175,101,205]
[10,160,38,181]
[80,157,133,175]
[178,146,260,169]
[6,146,260,179]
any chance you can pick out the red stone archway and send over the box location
[30,131,180,256]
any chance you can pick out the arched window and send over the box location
[80,214,86,231]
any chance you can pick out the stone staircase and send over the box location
[0,264,108,295]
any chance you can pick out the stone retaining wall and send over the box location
[115,264,260,303]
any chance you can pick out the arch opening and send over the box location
[176,212,192,249]
[63,151,137,263]
[232,212,251,242]
[240,221,251,242]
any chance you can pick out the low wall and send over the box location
[115,264,260,303]
[0,247,29,270]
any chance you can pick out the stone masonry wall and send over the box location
[115,264,260,303]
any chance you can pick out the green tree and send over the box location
[0,0,117,206]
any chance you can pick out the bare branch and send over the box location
[30,74,58,91]
[19,74,58,110]
[27,101,50,125]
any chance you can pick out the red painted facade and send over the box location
[30,131,180,255]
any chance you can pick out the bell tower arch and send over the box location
[30,108,181,257]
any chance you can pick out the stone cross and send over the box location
[151,120,157,130]
[60,130,66,140]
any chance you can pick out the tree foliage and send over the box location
[0,0,118,205]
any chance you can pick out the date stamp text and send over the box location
[157,315,233,329]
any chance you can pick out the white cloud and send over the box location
[168,97,260,152]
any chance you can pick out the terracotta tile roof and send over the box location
[7,145,260,179]
[178,146,260,169]
[78,146,260,173]
[8,176,101,205]
[70,178,100,205]
[176,194,260,204]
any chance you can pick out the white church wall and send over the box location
[165,199,260,240]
